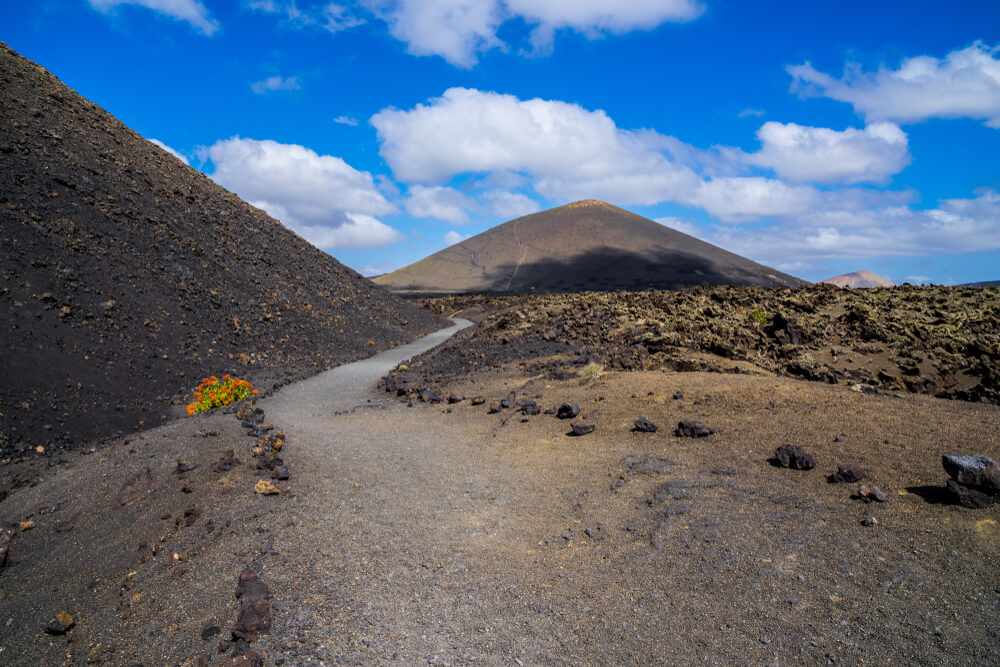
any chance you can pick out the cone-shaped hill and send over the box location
[374,200,806,294]
[0,43,439,455]
[820,270,895,288]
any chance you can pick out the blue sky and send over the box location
[5,1,1000,284]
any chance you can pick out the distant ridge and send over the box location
[820,270,895,288]
[375,200,806,293]
[0,43,437,452]
[960,280,1000,287]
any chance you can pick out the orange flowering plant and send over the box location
[186,374,258,415]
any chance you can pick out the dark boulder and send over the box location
[674,420,713,438]
[829,463,866,483]
[773,445,816,470]
[557,402,580,419]
[633,417,658,433]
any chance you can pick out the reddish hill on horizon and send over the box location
[375,200,806,293]
[820,270,896,288]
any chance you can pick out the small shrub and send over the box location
[746,307,769,327]
[577,362,603,378]
[186,374,257,415]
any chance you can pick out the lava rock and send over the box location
[570,419,596,436]
[942,454,1000,492]
[253,480,280,496]
[773,445,816,470]
[557,402,580,419]
[829,463,866,483]
[231,599,272,642]
[211,450,240,473]
[487,402,501,414]
[855,484,887,502]
[235,568,269,601]
[270,466,289,481]
[201,625,222,641]
[674,420,713,438]
[633,417,658,433]
[946,479,996,509]
[44,611,75,635]
[447,394,463,404]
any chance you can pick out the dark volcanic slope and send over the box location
[0,43,438,456]
[375,199,806,293]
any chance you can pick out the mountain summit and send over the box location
[375,200,805,293]
[820,270,895,288]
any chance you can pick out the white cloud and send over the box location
[745,121,910,184]
[738,108,765,118]
[789,41,1000,128]
[404,185,473,224]
[148,138,189,165]
[481,189,540,219]
[708,189,1000,262]
[443,230,470,246]
[206,137,402,250]
[249,0,364,32]
[89,0,219,34]
[251,75,301,94]
[294,215,404,250]
[333,115,359,126]
[689,177,819,222]
[371,87,699,205]
[362,0,702,67]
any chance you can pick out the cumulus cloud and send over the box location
[293,215,404,250]
[251,75,301,94]
[404,185,473,224]
[89,0,219,34]
[481,189,540,219]
[361,0,702,67]
[443,230,470,245]
[206,137,402,250]
[745,121,910,184]
[333,115,359,126]
[148,138,189,165]
[709,189,1000,263]
[371,87,699,205]
[788,41,1000,128]
[688,177,819,222]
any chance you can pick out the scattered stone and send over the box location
[257,453,282,472]
[500,398,515,409]
[183,505,201,527]
[946,479,996,509]
[470,397,485,406]
[570,419,595,436]
[447,394,463,404]
[556,402,580,419]
[211,450,240,473]
[856,484,888,503]
[760,636,771,645]
[18,520,34,532]
[773,445,816,470]
[487,402,501,414]
[231,599,272,642]
[942,454,1000,492]
[44,610,75,635]
[235,568,269,601]
[201,625,222,641]
[861,516,879,527]
[633,416,658,433]
[175,460,198,474]
[674,420,713,438]
[220,649,264,667]
[830,464,866,483]
[672,392,683,400]
[253,480,280,496]
[270,466,289,481]
[114,468,153,506]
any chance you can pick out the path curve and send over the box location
[264,318,472,416]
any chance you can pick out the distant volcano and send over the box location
[820,270,895,288]
[375,200,806,293]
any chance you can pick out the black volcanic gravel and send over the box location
[0,43,440,457]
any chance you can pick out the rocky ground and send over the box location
[402,284,1000,406]
[2,327,998,665]
[0,42,439,462]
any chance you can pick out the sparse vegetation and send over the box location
[577,362,604,378]
[186,374,257,415]
[746,306,769,327]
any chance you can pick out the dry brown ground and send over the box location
[1,362,998,665]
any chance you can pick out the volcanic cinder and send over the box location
[0,42,438,455]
